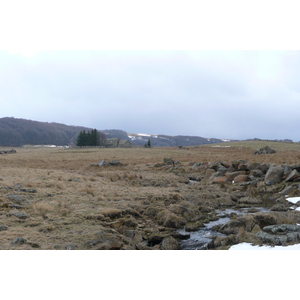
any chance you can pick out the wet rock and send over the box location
[264,165,284,185]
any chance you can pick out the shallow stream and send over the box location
[178,207,270,250]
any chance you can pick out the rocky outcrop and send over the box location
[256,224,300,245]
[253,146,276,155]
[197,159,300,186]
[0,149,17,154]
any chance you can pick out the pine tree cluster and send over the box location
[76,129,106,146]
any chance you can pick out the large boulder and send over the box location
[264,165,284,185]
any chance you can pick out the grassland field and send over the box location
[1,141,300,250]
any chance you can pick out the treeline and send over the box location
[76,129,106,146]
[0,117,104,147]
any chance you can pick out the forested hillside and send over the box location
[0,117,94,147]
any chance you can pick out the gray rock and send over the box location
[264,165,284,185]
[270,204,290,211]
[279,186,295,195]
[98,160,109,166]
[108,160,122,166]
[11,237,26,245]
[65,243,77,250]
[0,225,8,231]
[12,212,29,219]
[6,194,25,203]
[254,146,276,155]
[68,178,82,182]
[285,169,300,182]
[256,224,300,245]
[160,236,179,250]
[263,224,300,234]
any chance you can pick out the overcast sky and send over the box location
[1,1,300,141]
[1,50,300,141]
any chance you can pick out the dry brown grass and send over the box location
[0,141,299,249]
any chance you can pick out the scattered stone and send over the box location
[68,178,82,182]
[91,160,123,167]
[8,204,26,209]
[85,240,99,247]
[233,174,248,183]
[279,186,295,195]
[160,236,179,250]
[0,225,8,231]
[270,203,290,211]
[264,165,284,185]
[254,146,276,155]
[11,237,26,245]
[212,177,228,184]
[0,149,17,154]
[65,243,77,250]
[27,242,40,248]
[6,194,25,203]
[17,188,37,193]
[285,169,300,182]
[12,212,29,219]
[225,171,246,181]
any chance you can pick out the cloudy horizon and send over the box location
[1,50,300,141]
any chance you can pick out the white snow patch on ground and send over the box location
[286,196,300,204]
[229,242,300,250]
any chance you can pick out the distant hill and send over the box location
[0,117,94,147]
[126,132,227,147]
[0,117,236,147]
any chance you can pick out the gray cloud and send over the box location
[1,50,300,141]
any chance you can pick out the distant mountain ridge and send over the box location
[0,117,93,147]
[0,117,235,147]
[103,130,235,147]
